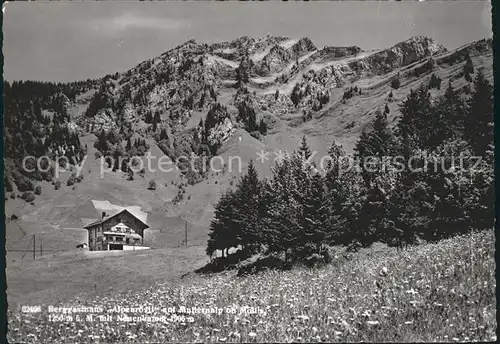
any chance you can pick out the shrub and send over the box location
[250,131,261,140]
[391,77,400,89]
[34,185,42,195]
[429,73,442,90]
[464,70,473,82]
[17,177,34,192]
[237,256,287,277]
[10,214,18,221]
[131,157,140,167]
[67,173,76,186]
[148,179,157,190]
[10,193,16,199]
[21,191,35,203]
[302,253,329,268]
[54,181,61,190]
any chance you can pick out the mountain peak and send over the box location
[394,36,447,54]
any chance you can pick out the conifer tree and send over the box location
[258,118,267,135]
[464,69,493,157]
[206,189,239,258]
[298,135,313,161]
[433,81,466,142]
[354,130,375,188]
[384,103,390,115]
[232,160,263,254]
[463,53,474,75]
[302,172,327,253]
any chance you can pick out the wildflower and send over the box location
[361,310,371,318]
[248,331,257,338]
[406,288,418,295]
[366,320,380,326]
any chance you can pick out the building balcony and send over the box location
[102,238,144,246]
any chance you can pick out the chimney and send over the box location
[102,212,106,219]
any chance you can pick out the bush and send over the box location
[148,179,157,190]
[21,191,35,203]
[34,185,42,195]
[302,253,328,268]
[10,214,18,221]
[10,193,15,199]
[250,131,261,140]
[67,174,76,186]
[294,242,318,261]
[429,73,442,90]
[391,77,400,89]
[54,181,61,190]
[237,256,288,277]
[17,177,34,192]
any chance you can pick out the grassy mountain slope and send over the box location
[5,36,493,258]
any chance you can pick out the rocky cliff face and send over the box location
[363,36,447,75]
[79,34,485,155]
[207,117,235,149]
[317,46,363,60]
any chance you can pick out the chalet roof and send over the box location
[84,209,149,230]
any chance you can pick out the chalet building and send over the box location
[84,209,149,251]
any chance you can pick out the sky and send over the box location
[3,1,492,82]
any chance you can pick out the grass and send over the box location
[7,230,495,343]
[6,246,208,308]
